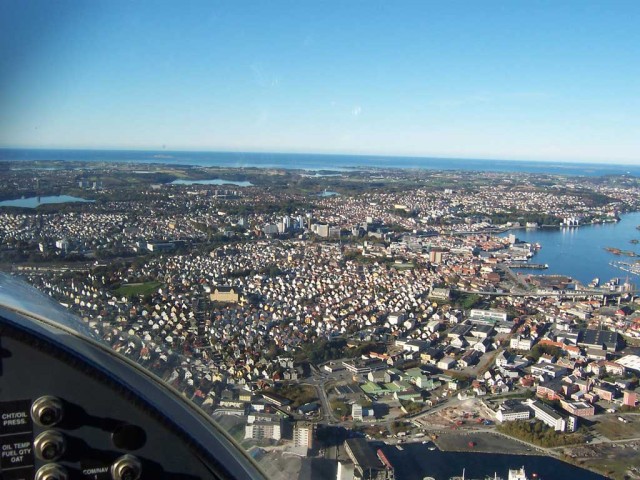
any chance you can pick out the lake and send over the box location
[0,195,94,208]
[169,179,253,186]
[317,190,340,197]
[500,212,640,285]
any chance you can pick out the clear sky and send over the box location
[1,1,639,163]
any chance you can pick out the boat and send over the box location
[449,470,505,480]
[508,466,529,480]
[588,277,600,288]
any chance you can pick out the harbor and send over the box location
[377,442,606,480]
[500,212,640,285]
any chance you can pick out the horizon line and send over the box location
[0,145,639,167]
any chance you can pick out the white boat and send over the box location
[508,466,529,480]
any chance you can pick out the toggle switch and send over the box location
[34,430,66,462]
[31,396,64,427]
[35,463,69,480]
[111,454,142,480]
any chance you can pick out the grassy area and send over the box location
[273,383,318,408]
[497,420,586,447]
[115,281,162,298]
[331,399,350,418]
[567,444,640,480]
[594,416,640,440]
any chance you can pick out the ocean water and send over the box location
[1,148,639,176]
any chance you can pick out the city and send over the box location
[2,2,639,479]
[2,161,640,479]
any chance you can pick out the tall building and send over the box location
[245,418,282,441]
[245,413,282,441]
[293,422,315,452]
[352,403,363,422]
[314,223,330,238]
[429,249,443,264]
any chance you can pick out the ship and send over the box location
[447,466,533,480]
[449,469,505,480]
[508,467,529,480]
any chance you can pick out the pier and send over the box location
[508,263,548,270]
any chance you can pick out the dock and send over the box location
[508,263,548,269]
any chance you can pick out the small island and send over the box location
[605,247,637,257]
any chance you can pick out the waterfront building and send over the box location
[344,438,395,480]
[337,461,355,480]
[525,399,576,432]
[495,401,531,422]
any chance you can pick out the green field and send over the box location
[273,383,318,408]
[115,281,162,298]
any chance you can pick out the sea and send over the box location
[1,148,640,177]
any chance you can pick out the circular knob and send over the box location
[35,464,68,480]
[31,396,64,427]
[34,430,66,462]
[111,454,142,480]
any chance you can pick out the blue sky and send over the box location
[1,1,639,163]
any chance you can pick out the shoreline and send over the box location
[427,430,612,479]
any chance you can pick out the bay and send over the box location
[499,212,640,285]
